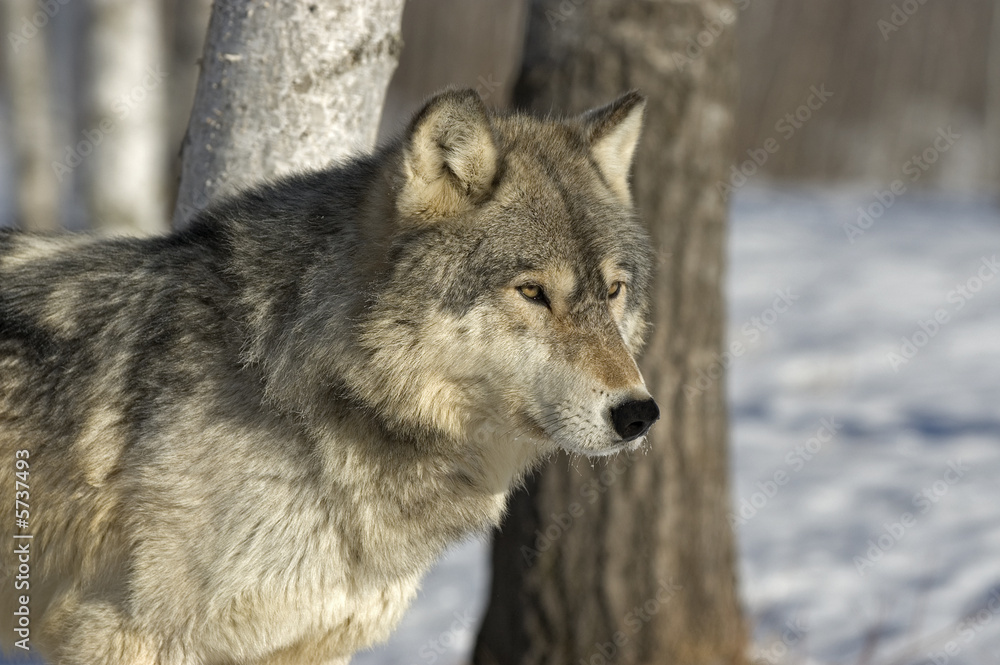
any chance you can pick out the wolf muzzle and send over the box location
[610,397,660,441]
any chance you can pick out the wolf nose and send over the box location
[610,398,660,441]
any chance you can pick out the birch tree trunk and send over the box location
[173,0,405,226]
[475,1,747,663]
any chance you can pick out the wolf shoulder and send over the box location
[0,224,254,453]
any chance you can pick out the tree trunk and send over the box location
[375,0,528,139]
[173,0,405,226]
[86,0,168,234]
[162,0,213,215]
[474,2,746,664]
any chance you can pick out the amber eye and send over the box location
[517,284,548,306]
[608,281,625,300]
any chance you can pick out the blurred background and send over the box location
[2,0,998,234]
[2,1,998,664]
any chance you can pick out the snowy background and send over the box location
[727,186,1000,665]
[5,186,999,664]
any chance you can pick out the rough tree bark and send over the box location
[474,2,746,664]
[173,0,405,226]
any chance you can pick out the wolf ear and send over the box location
[581,91,646,204]
[398,89,498,220]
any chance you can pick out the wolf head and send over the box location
[351,89,658,459]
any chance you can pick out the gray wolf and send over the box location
[0,88,658,664]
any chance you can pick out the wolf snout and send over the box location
[610,397,660,441]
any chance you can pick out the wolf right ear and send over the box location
[398,89,498,221]
[581,91,646,205]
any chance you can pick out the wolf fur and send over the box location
[0,89,658,664]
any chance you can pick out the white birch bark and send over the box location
[173,0,405,227]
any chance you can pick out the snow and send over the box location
[729,186,1000,665]
[4,186,999,664]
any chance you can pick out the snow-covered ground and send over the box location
[5,187,999,664]
[730,186,1000,665]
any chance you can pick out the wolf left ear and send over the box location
[581,91,646,204]
[398,89,498,221]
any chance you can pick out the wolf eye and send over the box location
[517,284,549,306]
[608,281,625,300]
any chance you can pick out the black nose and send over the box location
[610,398,660,441]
